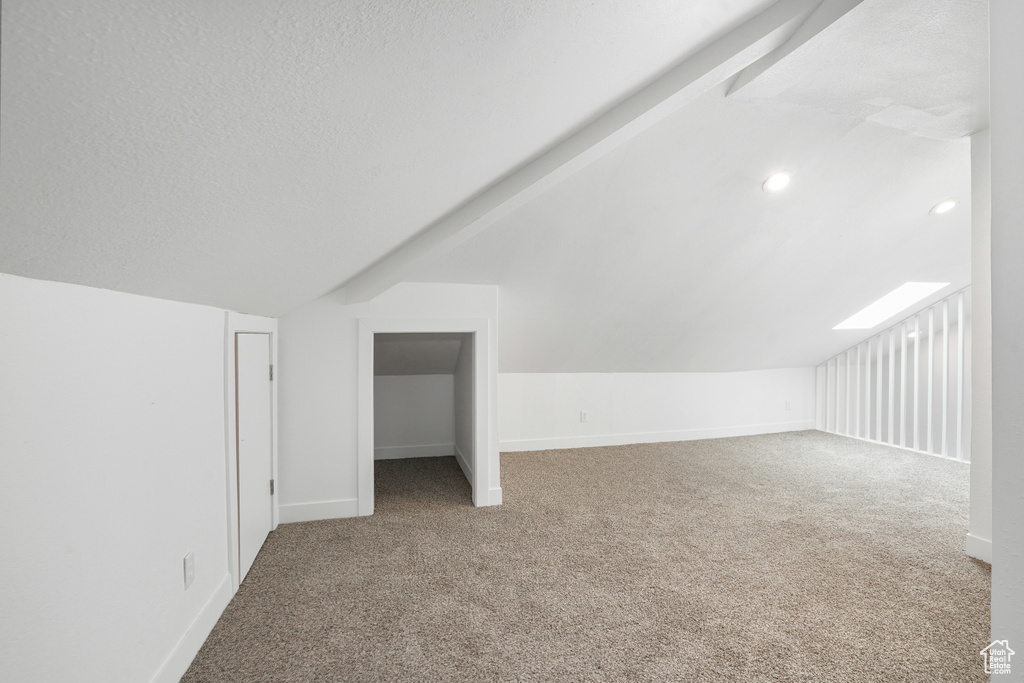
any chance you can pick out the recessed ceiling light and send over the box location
[930,200,957,215]
[833,282,950,330]
[762,171,791,192]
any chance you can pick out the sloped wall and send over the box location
[0,273,231,683]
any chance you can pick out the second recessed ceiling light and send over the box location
[763,171,791,192]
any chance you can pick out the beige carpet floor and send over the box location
[182,431,991,682]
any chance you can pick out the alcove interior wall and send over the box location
[373,332,475,484]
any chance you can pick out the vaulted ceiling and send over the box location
[1,0,986,371]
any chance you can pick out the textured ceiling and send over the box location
[408,84,973,371]
[730,0,988,139]
[0,0,772,315]
[0,0,986,373]
[404,0,985,371]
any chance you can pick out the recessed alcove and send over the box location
[373,332,474,502]
[357,317,498,513]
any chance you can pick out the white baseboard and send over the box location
[472,485,503,507]
[966,532,992,564]
[150,573,232,683]
[488,487,502,506]
[453,443,473,483]
[374,443,455,460]
[499,420,816,452]
[279,498,359,523]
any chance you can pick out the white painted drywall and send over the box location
[2,1,982,382]
[403,0,980,375]
[278,282,498,522]
[453,338,475,479]
[374,333,464,375]
[969,128,992,562]
[374,374,455,459]
[1,0,774,316]
[498,368,815,451]
[0,273,231,683]
[990,0,1024,660]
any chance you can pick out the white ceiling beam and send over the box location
[336,0,845,304]
[726,0,866,97]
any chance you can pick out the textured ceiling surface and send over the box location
[408,84,972,371]
[404,0,984,371]
[730,0,988,140]
[1,0,986,372]
[0,0,771,315]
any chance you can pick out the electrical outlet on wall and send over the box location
[580,410,589,422]
[785,400,793,411]
[183,551,195,590]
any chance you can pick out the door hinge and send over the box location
[270,479,275,495]
[269,364,274,381]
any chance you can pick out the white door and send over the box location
[236,332,274,582]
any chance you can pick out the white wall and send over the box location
[278,282,499,522]
[374,374,455,459]
[0,273,232,683]
[990,0,1024,661]
[969,128,992,562]
[498,368,815,451]
[453,338,474,479]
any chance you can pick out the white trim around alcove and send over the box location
[358,317,499,515]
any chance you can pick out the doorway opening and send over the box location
[373,332,475,507]
[357,318,498,514]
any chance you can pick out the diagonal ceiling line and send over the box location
[727,0,866,97]
[335,0,848,304]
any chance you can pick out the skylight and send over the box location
[833,282,950,330]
